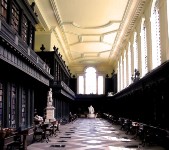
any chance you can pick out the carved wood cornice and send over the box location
[50,0,72,61]
[0,19,53,85]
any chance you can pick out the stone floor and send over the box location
[28,118,167,150]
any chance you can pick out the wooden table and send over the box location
[0,135,16,150]
[18,127,34,150]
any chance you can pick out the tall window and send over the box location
[98,76,103,94]
[0,82,3,126]
[85,67,96,94]
[78,67,104,94]
[120,56,123,89]
[117,61,120,92]
[151,0,161,69]
[141,19,148,76]
[78,76,84,94]
[133,32,138,70]
[128,43,132,84]
[123,51,127,88]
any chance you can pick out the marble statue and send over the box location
[88,105,94,114]
[45,88,55,123]
[47,88,53,107]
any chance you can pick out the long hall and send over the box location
[1,0,169,149]
[28,118,166,150]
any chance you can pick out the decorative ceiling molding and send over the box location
[35,24,45,31]
[81,35,100,42]
[61,20,121,29]
[69,42,80,46]
[103,30,119,35]
[83,53,99,57]
[109,0,147,65]
[50,0,62,25]
[34,1,50,31]
[108,0,133,60]
[50,0,73,61]
[79,59,103,64]
[66,30,117,46]
[124,0,147,37]
[71,50,111,61]
[65,30,118,37]
[102,42,113,46]
[34,0,147,75]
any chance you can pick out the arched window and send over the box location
[141,18,148,76]
[117,61,120,92]
[133,32,138,70]
[78,67,104,94]
[120,56,123,89]
[123,50,127,88]
[151,0,161,69]
[128,43,132,85]
[85,67,97,94]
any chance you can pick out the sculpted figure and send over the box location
[88,105,94,114]
[47,88,53,107]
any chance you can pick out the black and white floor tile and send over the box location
[28,118,166,150]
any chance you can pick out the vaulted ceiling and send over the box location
[30,0,147,76]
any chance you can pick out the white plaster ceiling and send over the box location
[32,0,147,75]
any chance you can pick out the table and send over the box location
[0,135,16,150]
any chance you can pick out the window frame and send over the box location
[77,67,104,95]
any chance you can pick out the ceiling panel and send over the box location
[33,0,147,75]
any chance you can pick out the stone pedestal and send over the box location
[87,114,95,118]
[45,106,55,123]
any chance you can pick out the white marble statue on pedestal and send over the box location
[87,105,95,118]
[45,88,55,123]
[88,105,94,114]
[47,88,53,107]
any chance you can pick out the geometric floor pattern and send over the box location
[28,118,167,150]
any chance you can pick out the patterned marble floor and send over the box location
[28,118,167,150]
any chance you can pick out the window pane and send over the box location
[78,76,84,94]
[151,4,161,69]
[77,67,104,95]
[85,68,96,94]
[98,76,103,94]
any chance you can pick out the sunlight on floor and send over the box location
[103,136,132,142]
[107,146,137,150]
